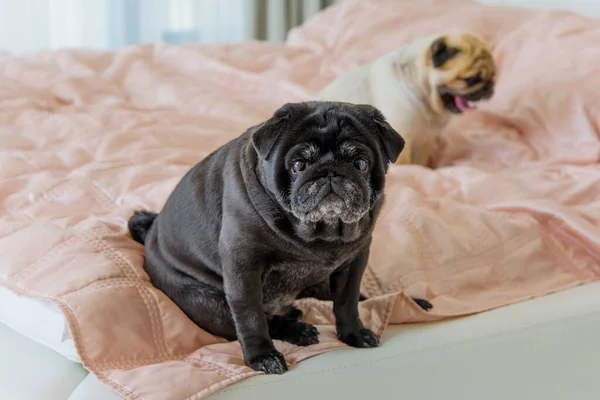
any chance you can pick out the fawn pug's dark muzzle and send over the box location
[439,79,495,114]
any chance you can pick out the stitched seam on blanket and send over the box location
[8,279,192,370]
[140,286,170,357]
[82,224,171,361]
[12,234,81,282]
[8,179,111,283]
[6,179,173,364]
[362,264,382,296]
[377,295,397,336]
[91,354,191,370]
[54,298,91,368]
[102,375,146,400]
[84,227,171,360]
[544,214,600,276]
[0,279,94,368]
[53,229,198,369]
[63,278,153,294]
[23,179,72,207]
[60,298,149,400]
[90,353,188,371]
[186,359,238,377]
[545,229,595,278]
[96,355,248,399]
[85,177,121,210]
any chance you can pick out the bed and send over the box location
[1,0,600,399]
[2,281,600,400]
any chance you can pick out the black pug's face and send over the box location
[288,139,372,225]
[252,102,404,242]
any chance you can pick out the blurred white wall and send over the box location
[5,0,592,55]
[0,0,336,54]
[477,0,600,16]
[0,0,247,54]
[0,0,107,53]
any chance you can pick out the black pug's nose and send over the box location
[329,175,350,199]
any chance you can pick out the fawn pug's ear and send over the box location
[430,36,460,68]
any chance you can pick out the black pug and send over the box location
[128,101,429,375]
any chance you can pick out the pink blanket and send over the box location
[2,0,600,398]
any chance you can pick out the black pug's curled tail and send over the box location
[128,210,158,245]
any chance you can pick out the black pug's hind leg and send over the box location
[166,282,238,340]
[268,314,320,346]
[298,281,369,303]
[296,280,332,301]
[282,306,303,322]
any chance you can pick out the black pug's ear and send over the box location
[357,106,404,164]
[251,103,306,160]
[430,36,459,68]
[371,110,405,164]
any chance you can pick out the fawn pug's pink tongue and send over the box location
[454,96,476,112]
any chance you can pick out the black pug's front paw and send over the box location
[270,318,320,347]
[248,349,288,375]
[338,328,379,348]
[283,306,303,322]
[283,321,320,346]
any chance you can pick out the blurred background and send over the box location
[0,0,341,54]
[0,0,596,54]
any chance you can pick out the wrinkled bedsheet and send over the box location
[1,0,600,398]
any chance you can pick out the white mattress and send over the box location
[2,281,600,400]
[0,320,87,400]
[0,288,79,363]
[211,282,600,400]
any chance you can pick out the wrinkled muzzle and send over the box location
[291,174,371,224]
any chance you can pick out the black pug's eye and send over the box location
[354,159,369,171]
[292,160,306,173]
